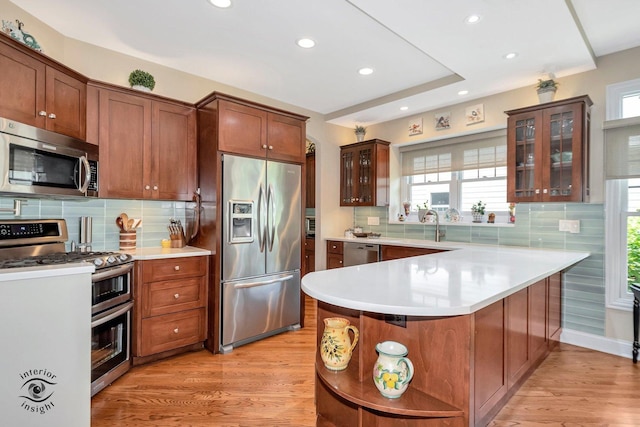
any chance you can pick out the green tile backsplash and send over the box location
[0,196,187,251]
[355,203,606,336]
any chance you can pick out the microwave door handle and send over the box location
[79,155,91,194]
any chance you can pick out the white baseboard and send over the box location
[561,329,634,359]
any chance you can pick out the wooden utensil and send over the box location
[120,213,129,231]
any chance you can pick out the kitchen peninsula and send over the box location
[301,241,589,426]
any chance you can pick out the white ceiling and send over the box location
[10,0,640,128]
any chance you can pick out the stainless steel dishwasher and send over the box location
[343,242,380,266]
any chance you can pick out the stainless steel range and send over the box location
[0,219,135,396]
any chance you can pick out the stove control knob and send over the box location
[93,258,104,267]
[107,255,116,264]
[118,254,129,262]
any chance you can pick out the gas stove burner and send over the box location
[0,251,133,270]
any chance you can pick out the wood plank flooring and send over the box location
[91,296,640,426]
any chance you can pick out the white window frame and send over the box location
[604,79,640,309]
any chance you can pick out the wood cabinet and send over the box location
[326,240,344,269]
[303,238,315,276]
[215,95,306,163]
[380,245,446,261]
[0,34,86,139]
[340,139,390,206]
[315,273,563,426]
[89,83,197,200]
[305,153,315,208]
[506,95,592,202]
[133,256,208,362]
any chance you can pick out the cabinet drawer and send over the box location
[327,240,343,254]
[139,308,206,356]
[142,256,207,282]
[142,276,206,317]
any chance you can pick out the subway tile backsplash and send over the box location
[0,196,187,251]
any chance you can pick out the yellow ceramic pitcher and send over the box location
[320,317,359,371]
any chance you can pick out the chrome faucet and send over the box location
[425,209,444,242]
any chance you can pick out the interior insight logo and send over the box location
[19,368,57,415]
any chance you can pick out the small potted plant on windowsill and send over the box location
[354,125,367,142]
[471,201,486,223]
[536,78,558,104]
[128,69,156,92]
[416,201,431,223]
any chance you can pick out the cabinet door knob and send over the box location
[38,111,47,117]
[48,113,56,119]
[535,189,540,194]
[262,144,267,149]
[173,328,179,334]
[543,189,548,194]
[332,245,337,249]
[174,293,180,299]
[268,145,273,150]
[145,185,151,190]
[153,185,158,190]
[339,260,343,264]
[174,265,180,271]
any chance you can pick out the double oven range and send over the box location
[0,219,134,396]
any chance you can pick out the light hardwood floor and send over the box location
[91,296,640,426]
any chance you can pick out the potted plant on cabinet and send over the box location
[128,69,156,92]
[471,201,486,223]
[354,125,367,142]
[536,78,558,103]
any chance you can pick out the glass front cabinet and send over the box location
[506,95,592,203]
[340,139,390,206]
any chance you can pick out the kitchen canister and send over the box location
[320,317,359,371]
[119,231,137,251]
[373,341,414,398]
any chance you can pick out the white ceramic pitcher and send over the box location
[372,341,414,398]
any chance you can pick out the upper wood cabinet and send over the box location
[506,95,592,203]
[89,83,196,200]
[340,139,390,206]
[305,153,316,208]
[214,95,307,163]
[0,34,87,139]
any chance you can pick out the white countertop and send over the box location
[302,242,589,316]
[126,246,212,260]
[0,262,95,282]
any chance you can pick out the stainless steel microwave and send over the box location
[305,216,315,237]
[0,117,98,197]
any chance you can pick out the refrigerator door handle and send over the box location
[232,274,294,289]
[268,184,276,251]
[258,185,266,252]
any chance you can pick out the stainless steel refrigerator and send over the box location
[220,154,301,353]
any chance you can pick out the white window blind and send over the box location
[401,129,507,177]
[604,117,640,179]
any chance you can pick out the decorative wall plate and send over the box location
[2,19,43,52]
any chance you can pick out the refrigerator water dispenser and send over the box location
[229,200,254,243]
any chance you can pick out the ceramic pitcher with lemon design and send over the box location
[373,341,414,398]
[320,317,359,371]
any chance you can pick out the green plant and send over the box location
[354,125,366,134]
[627,216,640,287]
[471,201,486,215]
[536,78,558,91]
[128,69,156,90]
[415,201,429,210]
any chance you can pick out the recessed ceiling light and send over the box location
[358,67,374,76]
[465,14,481,24]
[297,38,315,49]
[458,90,469,96]
[504,52,518,60]
[400,106,409,111]
[208,0,231,8]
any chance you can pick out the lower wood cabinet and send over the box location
[380,245,446,260]
[315,272,562,426]
[303,237,315,276]
[133,256,209,363]
[326,240,344,269]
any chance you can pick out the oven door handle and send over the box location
[91,262,133,282]
[92,301,133,327]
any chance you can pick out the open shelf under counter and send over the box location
[316,359,464,419]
